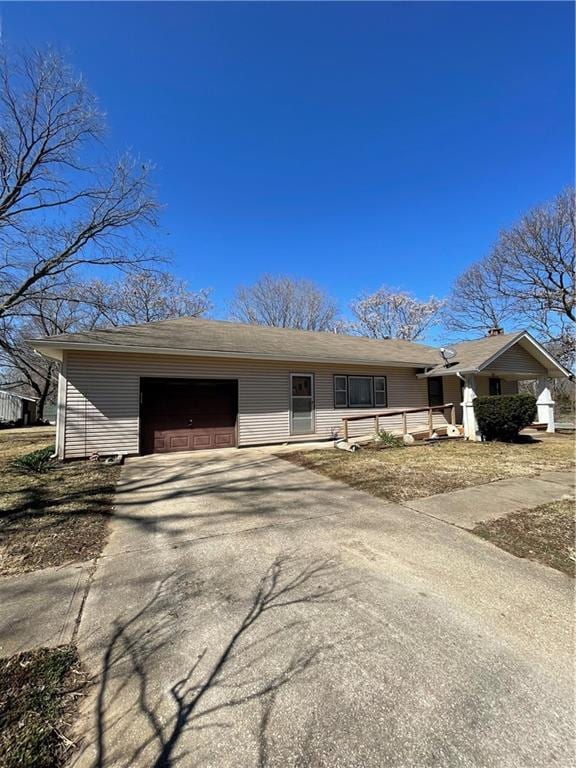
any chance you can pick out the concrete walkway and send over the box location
[406,469,574,529]
[0,562,90,657]
[69,450,574,768]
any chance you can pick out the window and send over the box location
[427,377,444,407]
[349,377,373,407]
[374,377,387,407]
[333,375,388,409]
[334,376,348,407]
[489,378,502,396]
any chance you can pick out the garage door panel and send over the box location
[192,433,212,449]
[169,435,192,450]
[214,431,235,447]
[141,379,237,454]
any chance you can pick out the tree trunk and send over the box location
[36,364,55,422]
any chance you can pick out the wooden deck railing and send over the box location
[341,403,456,441]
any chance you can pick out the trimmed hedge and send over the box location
[473,393,537,442]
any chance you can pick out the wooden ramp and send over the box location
[348,423,463,447]
[341,403,460,443]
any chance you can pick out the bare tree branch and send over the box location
[444,188,575,366]
[0,47,160,321]
[229,275,339,331]
[348,286,444,341]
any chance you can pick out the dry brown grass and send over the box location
[474,499,575,577]
[0,644,89,768]
[0,428,120,576]
[280,436,575,503]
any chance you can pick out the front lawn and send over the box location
[473,499,575,577]
[0,428,120,576]
[279,437,574,503]
[0,645,88,768]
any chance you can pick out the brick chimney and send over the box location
[487,327,504,337]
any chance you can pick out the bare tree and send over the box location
[0,292,91,418]
[445,188,575,365]
[349,286,444,340]
[443,263,516,337]
[491,188,575,322]
[230,275,339,331]
[0,47,159,322]
[82,271,212,326]
[1,271,211,419]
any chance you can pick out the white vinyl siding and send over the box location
[441,375,463,424]
[0,392,25,423]
[484,343,547,376]
[62,351,440,458]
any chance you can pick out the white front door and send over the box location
[290,374,315,435]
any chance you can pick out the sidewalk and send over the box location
[404,470,574,529]
[0,562,91,657]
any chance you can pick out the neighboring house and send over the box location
[29,318,570,460]
[0,390,38,425]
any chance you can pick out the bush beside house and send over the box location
[473,393,537,442]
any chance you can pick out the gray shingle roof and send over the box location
[30,316,444,367]
[422,331,526,376]
[29,317,544,373]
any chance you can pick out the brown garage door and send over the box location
[140,378,238,454]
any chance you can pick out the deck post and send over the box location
[402,411,407,435]
[536,378,555,433]
[374,415,379,435]
[343,419,348,441]
[428,408,433,437]
[450,404,456,426]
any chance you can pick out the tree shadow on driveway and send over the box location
[76,554,345,768]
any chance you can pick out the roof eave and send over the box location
[417,368,477,378]
[28,339,435,369]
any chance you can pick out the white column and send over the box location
[536,378,555,433]
[461,374,480,441]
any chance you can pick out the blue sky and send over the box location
[3,1,574,322]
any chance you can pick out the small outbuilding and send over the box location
[0,390,38,426]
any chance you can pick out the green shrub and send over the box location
[473,394,537,442]
[375,430,403,448]
[10,445,56,474]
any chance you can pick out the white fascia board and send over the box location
[30,340,433,369]
[416,368,476,379]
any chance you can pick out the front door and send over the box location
[141,378,238,454]
[427,377,444,408]
[290,374,315,435]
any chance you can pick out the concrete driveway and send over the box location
[74,448,574,768]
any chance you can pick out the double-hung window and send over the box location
[334,376,348,407]
[333,375,387,408]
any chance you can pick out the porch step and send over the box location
[530,422,548,431]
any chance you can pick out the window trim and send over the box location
[333,374,388,409]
